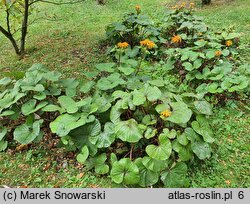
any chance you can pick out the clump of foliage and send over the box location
[106,4,249,99]
[0,5,249,188]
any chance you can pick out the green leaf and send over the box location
[144,127,157,139]
[58,96,78,114]
[142,115,157,126]
[148,79,165,87]
[110,158,140,185]
[95,63,116,73]
[60,78,79,97]
[80,81,95,93]
[76,146,89,164]
[0,126,7,141]
[21,84,45,92]
[50,114,90,137]
[21,100,48,116]
[115,119,143,143]
[68,119,100,155]
[183,128,199,143]
[172,141,192,161]
[177,133,189,146]
[144,85,162,102]
[96,73,125,91]
[167,102,192,124]
[0,140,8,151]
[146,135,172,160]
[191,115,214,143]
[191,140,212,160]
[183,62,193,71]
[194,100,213,115]
[42,104,62,112]
[135,158,159,187]
[14,120,43,144]
[206,50,215,59]
[161,162,189,187]
[118,66,135,75]
[142,156,168,172]
[33,92,46,100]
[132,89,146,106]
[89,122,116,148]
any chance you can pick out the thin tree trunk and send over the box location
[0,25,20,55]
[20,0,30,56]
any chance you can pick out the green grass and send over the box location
[189,103,250,187]
[0,0,167,77]
[0,146,111,188]
[0,0,250,187]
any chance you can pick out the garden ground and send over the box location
[0,0,249,187]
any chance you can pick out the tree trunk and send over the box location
[0,26,20,55]
[202,0,211,5]
[97,0,106,5]
[20,0,29,56]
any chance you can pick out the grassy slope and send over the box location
[0,0,250,187]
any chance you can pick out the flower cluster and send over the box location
[171,35,182,44]
[161,109,172,118]
[140,39,156,49]
[226,40,233,47]
[117,42,129,49]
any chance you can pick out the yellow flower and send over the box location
[215,50,222,57]
[225,40,233,47]
[181,2,186,7]
[135,5,141,13]
[117,42,129,49]
[190,2,195,9]
[171,35,182,44]
[161,109,172,118]
[140,39,156,49]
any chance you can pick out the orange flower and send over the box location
[135,5,141,13]
[140,39,156,49]
[161,109,172,118]
[215,50,222,57]
[117,42,129,49]
[225,40,233,47]
[171,35,182,44]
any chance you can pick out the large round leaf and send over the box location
[172,140,192,161]
[167,102,192,124]
[142,156,168,172]
[21,99,48,116]
[58,96,78,114]
[110,158,140,185]
[194,100,213,115]
[146,135,172,160]
[161,162,189,187]
[14,120,43,144]
[68,119,100,156]
[132,89,146,106]
[115,119,143,143]
[135,158,159,187]
[89,122,116,148]
[191,115,214,143]
[191,140,212,160]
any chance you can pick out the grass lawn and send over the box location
[0,0,249,187]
